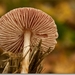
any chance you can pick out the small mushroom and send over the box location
[0,7,58,73]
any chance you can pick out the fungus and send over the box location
[0,7,58,73]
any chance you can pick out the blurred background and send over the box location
[0,0,75,74]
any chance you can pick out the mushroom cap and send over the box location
[0,7,58,53]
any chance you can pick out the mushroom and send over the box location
[0,7,58,73]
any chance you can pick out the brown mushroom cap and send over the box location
[0,7,58,53]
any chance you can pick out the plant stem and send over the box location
[21,30,31,73]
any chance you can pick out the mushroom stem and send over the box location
[21,30,31,73]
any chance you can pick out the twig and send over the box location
[28,40,42,73]
[29,40,53,73]
[2,62,9,74]
[13,69,19,74]
[36,64,43,73]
